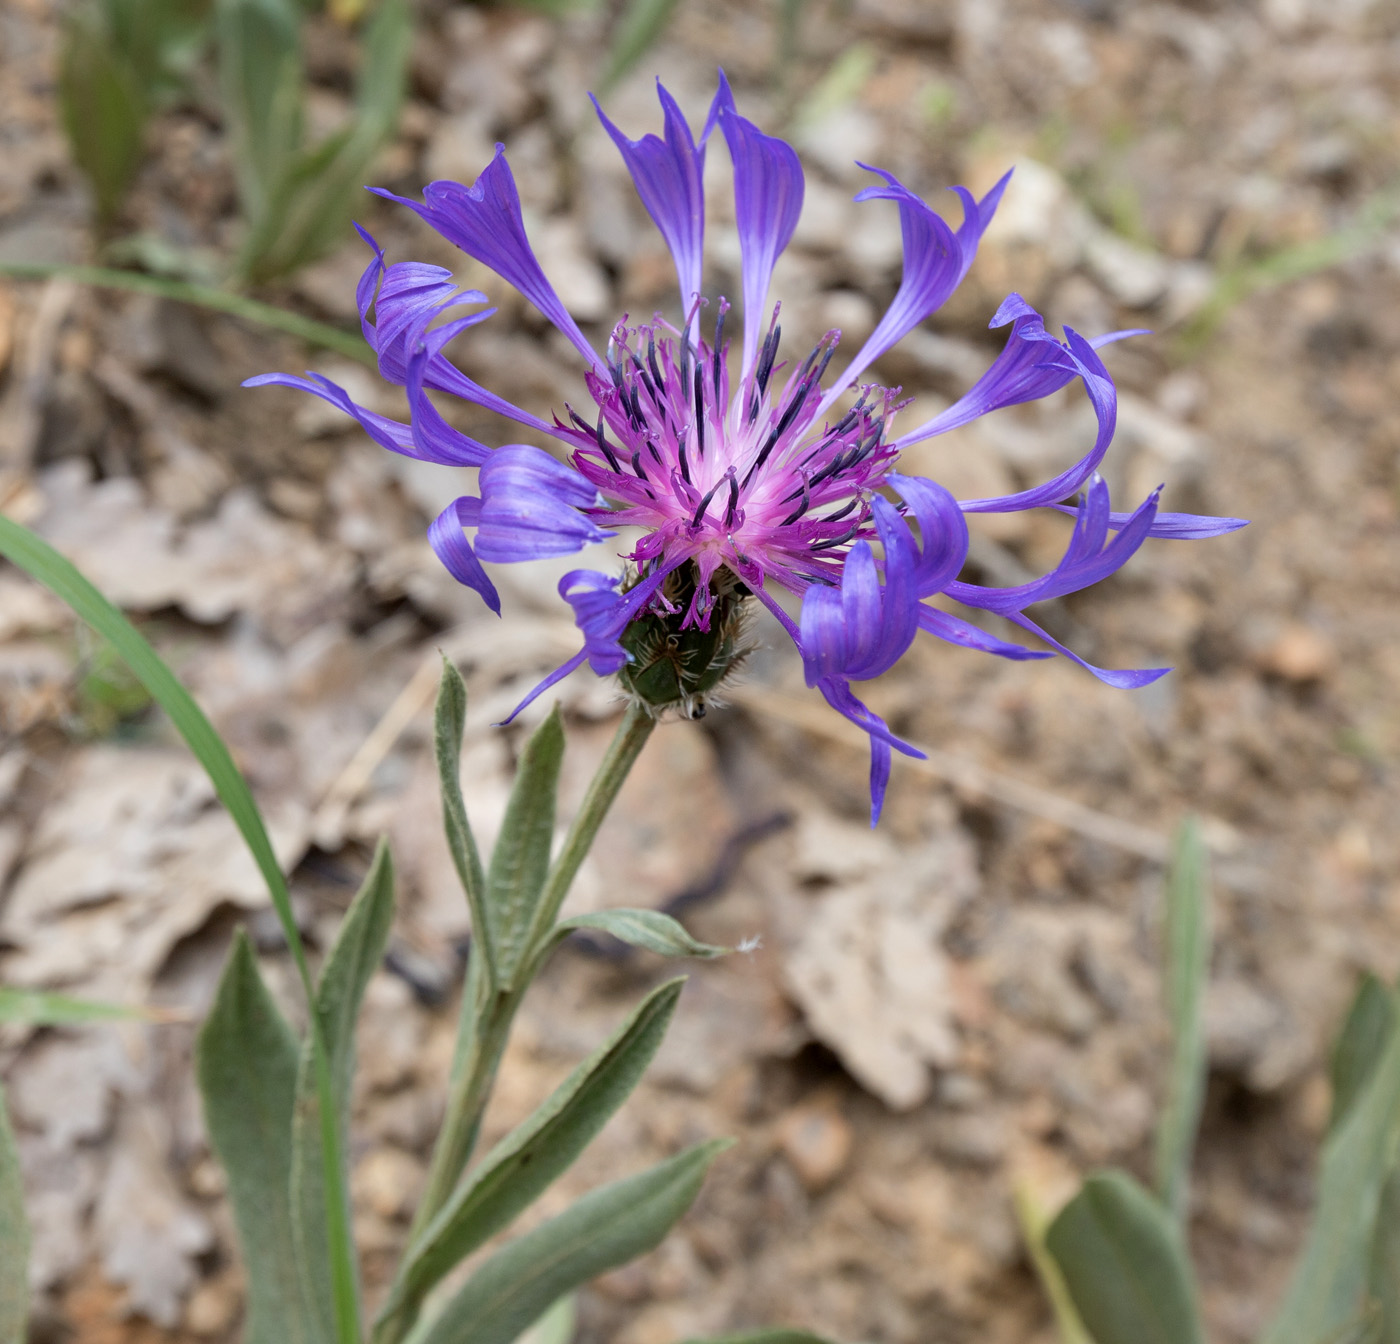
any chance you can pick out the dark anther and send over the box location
[693,364,706,458]
[595,412,620,472]
[724,471,740,525]
[690,471,730,527]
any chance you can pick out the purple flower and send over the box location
[248,74,1245,824]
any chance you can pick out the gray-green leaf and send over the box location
[216,0,304,218]
[375,979,685,1344]
[411,1140,732,1344]
[59,7,149,226]
[435,657,491,985]
[292,839,395,1341]
[195,931,314,1344]
[1045,1171,1204,1344]
[1263,980,1400,1344]
[488,707,566,988]
[1331,974,1396,1136]
[1154,815,1212,1224]
[559,908,729,959]
[0,1083,28,1344]
[1369,1168,1400,1344]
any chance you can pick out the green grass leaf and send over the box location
[412,1140,732,1344]
[0,262,372,363]
[1263,978,1400,1344]
[488,707,566,989]
[291,839,395,1342]
[1154,816,1212,1225]
[375,980,684,1344]
[0,1084,28,1344]
[0,987,173,1025]
[557,908,729,959]
[597,0,682,94]
[196,932,319,1344]
[1046,1171,1204,1344]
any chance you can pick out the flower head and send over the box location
[249,73,1245,823]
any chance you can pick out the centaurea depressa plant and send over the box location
[251,72,1245,822]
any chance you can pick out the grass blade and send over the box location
[597,0,682,94]
[412,1140,731,1344]
[1154,816,1211,1224]
[1012,1181,1095,1344]
[1046,1171,1204,1344]
[375,980,684,1344]
[196,931,318,1344]
[0,987,177,1024]
[0,262,373,363]
[0,1083,27,1344]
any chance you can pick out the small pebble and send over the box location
[776,1099,854,1193]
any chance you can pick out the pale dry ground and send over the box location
[3,0,1400,1340]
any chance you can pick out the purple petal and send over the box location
[497,562,679,725]
[956,327,1121,514]
[242,370,495,467]
[1048,504,1250,540]
[888,472,969,597]
[949,479,1160,613]
[429,496,500,614]
[814,678,925,826]
[476,445,614,562]
[370,149,604,372]
[1004,611,1171,689]
[892,293,1080,446]
[592,81,706,318]
[709,72,804,378]
[404,337,494,468]
[822,167,1007,409]
[354,225,559,437]
[917,605,1054,660]
[798,499,919,686]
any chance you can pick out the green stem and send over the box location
[527,699,656,952]
[399,702,657,1268]
[0,262,374,365]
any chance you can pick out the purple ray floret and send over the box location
[247,72,1245,824]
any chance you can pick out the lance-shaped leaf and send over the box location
[1012,1181,1093,1344]
[373,980,685,1344]
[412,1139,731,1344]
[1331,973,1396,1135]
[557,909,730,959]
[291,839,396,1341]
[1262,977,1400,1344]
[195,931,315,1344]
[0,1083,28,1344]
[1154,816,1211,1225]
[488,706,566,988]
[1370,1168,1400,1344]
[434,658,492,986]
[58,7,148,227]
[235,0,410,283]
[1046,1171,1204,1344]
[216,0,304,219]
